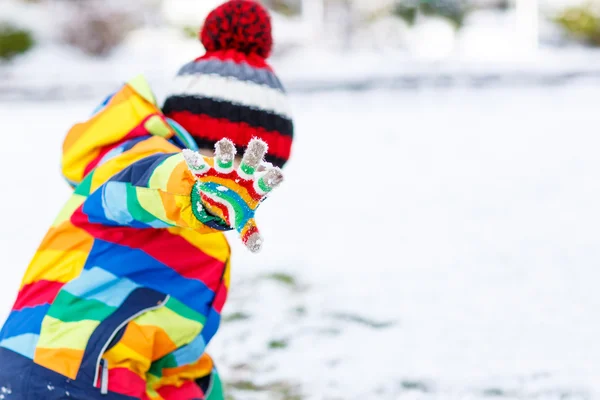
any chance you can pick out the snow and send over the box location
[2,84,600,399]
[160,0,225,27]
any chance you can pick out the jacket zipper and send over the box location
[100,359,109,395]
[94,295,170,394]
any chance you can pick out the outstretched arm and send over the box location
[80,147,229,233]
[79,137,284,246]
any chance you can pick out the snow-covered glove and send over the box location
[182,138,284,253]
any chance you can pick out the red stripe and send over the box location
[241,224,259,249]
[212,281,228,313]
[198,168,265,202]
[13,280,64,311]
[201,195,231,225]
[157,381,204,399]
[71,207,227,292]
[212,171,263,201]
[196,49,272,70]
[100,368,146,398]
[169,112,292,161]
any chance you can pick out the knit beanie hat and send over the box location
[162,0,293,168]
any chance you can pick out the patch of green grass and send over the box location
[482,388,507,397]
[329,312,396,329]
[230,363,251,371]
[400,380,431,392]
[182,25,199,39]
[227,380,262,391]
[317,327,342,336]
[0,23,34,61]
[293,306,307,316]
[223,311,251,323]
[268,339,288,349]
[263,272,297,286]
[226,379,303,399]
[264,381,303,400]
[555,5,600,46]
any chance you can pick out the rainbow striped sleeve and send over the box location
[80,151,229,232]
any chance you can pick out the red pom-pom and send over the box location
[201,0,273,59]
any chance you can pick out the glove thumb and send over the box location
[240,218,262,253]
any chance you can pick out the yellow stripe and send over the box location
[89,137,180,192]
[144,115,172,138]
[136,187,174,226]
[103,342,149,379]
[202,198,229,222]
[146,374,161,391]
[21,249,88,287]
[155,354,213,387]
[149,154,183,192]
[172,228,230,264]
[206,176,259,208]
[52,194,85,227]
[240,218,257,239]
[223,258,231,288]
[37,316,99,350]
[90,154,144,191]
[174,195,206,230]
[133,306,202,348]
[145,386,162,400]
[62,96,156,183]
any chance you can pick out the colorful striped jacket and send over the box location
[0,76,230,399]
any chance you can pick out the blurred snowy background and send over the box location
[2,0,600,399]
[6,0,600,97]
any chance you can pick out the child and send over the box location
[0,1,293,399]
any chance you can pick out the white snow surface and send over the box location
[1,85,600,399]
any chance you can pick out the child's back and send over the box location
[0,76,231,399]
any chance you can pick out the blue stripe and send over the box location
[0,333,39,359]
[146,219,173,228]
[84,240,215,313]
[171,334,206,366]
[62,267,141,308]
[0,304,50,340]
[64,176,78,188]
[120,136,151,152]
[166,118,199,151]
[99,179,174,228]
[110,153,175,188]
[83,183,152,229]
[200,307,221,345]
[101,182,134,225]
[97,146,126,167]
[91,91,117,117]
[97,136,149,168]
[203,181,253,231]
[177,59,285,92]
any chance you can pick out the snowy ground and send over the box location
[2,84,600,399]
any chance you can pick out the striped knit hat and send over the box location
[162,0,293,168]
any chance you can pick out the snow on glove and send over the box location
[182,138,284,253]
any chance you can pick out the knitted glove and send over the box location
[182,138,284,253]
